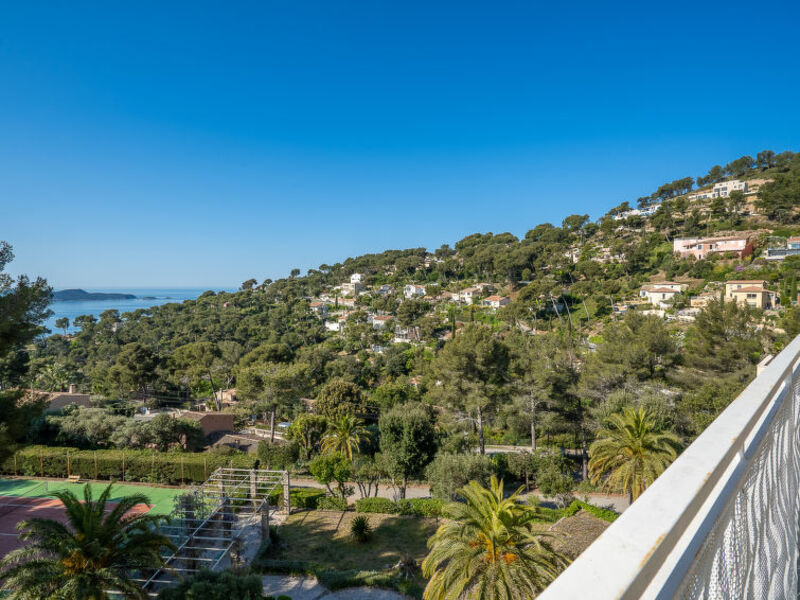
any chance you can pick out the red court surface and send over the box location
[0,495,150,559]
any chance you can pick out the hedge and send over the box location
[267,486,326,510]
[2,446,257,485]
[317,495,349,511]
[354,497,398,514]
[535,500,619,524]
[562,500,619,523]
[355,497,444,517]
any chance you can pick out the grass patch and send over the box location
[267,510,438,571]
[258,510,438,598]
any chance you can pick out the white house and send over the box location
[482,295,511,309]
[688,180,748,201]
[375,284,393,296]
[341,282,363,296]
[458,286,481,305]
[404,284,426,299]
[640,282,686,308]
[368,314,393,329]
[324,318,344,333]
[350,273,364,284]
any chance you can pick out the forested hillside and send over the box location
[3,149,800,497]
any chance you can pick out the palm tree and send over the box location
[321,414,369,460]
[422,476,569,600]
[0,483,174,599]
[589,406,681,503]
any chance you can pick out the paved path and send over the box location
[290,477,630,512]
[261,575,408,600]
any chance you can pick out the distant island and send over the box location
[53,289,137,301]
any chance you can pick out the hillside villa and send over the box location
[687,179,748,201]
[639,282,688,307]
[309,301,328,316]
[368,314,393,328]
[403,284,426,299]
[764,236,800,261]
[482,295,511,309]
[673,233,755,260]
[724,280,777,309]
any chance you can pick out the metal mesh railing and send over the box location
[539,335,800,600]
[675,373,800,599]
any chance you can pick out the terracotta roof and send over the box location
[484,295,508,302]
[726,280,767,284]
[371,315,392,321]
[647,287,680,293]
[731,287,771,293]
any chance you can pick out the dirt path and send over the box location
[289,477,431,500]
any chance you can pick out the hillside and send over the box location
[53,289,136,301]
[11,148,800,488]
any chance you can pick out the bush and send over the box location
[350,515,373,543]
[257,440,300,470]
[268,486,326,510]
[425,453,495,500]
[397,498,443,517]
[157,569,265,599]
[354,497,443,517]
[317,495,349,511]
[2,445,256,485]
[354,497,398,514]
[563,500,619,523]
[530,500,619,524]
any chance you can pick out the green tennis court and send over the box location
[0,478,184,515]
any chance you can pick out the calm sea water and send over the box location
[45,288,234,334]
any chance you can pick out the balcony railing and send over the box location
[539,334,800,600]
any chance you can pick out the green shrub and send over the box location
[157,569,265,599]
[350,515,373,543]
[354,497,443,517]
[397,498,443,517]
[567,500,619,523]
[257,440,300,470]
[268,486,325,510]
[354,497,398,514]
[424,453,495,500]
[3,445,256,485]
[530,499,619,524]
[317,495,348,511]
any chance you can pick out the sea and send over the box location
[44,288,234,334]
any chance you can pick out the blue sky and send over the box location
[2,0,799,288]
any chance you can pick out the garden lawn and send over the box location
[0,478,182,515]
[275,510,439,571]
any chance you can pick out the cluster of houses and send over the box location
[639,279,778,311]
[307,274,513,343]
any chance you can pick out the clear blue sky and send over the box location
[2,0,799,288]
